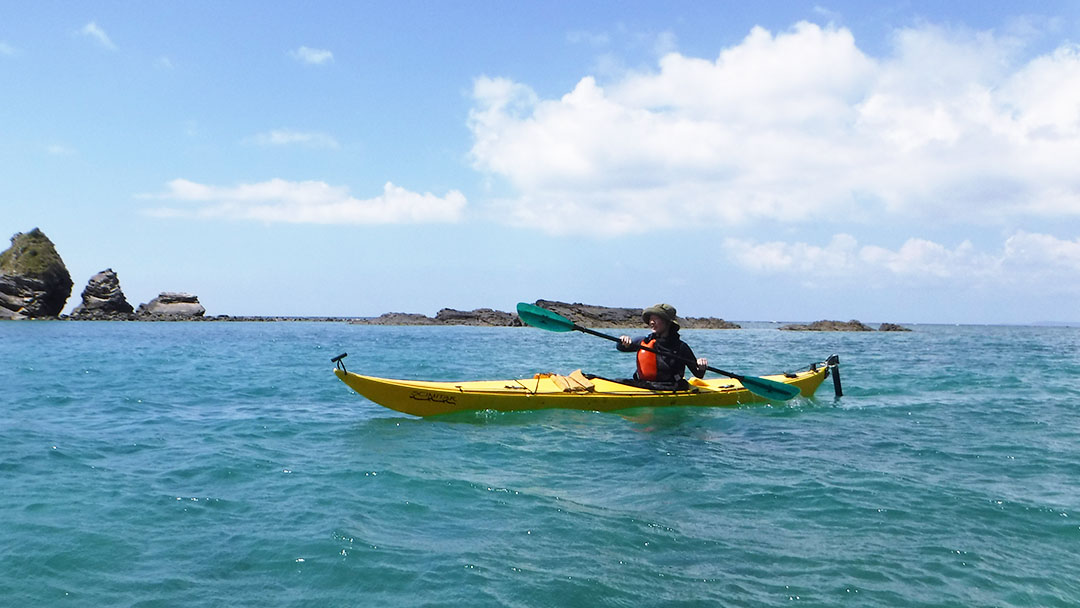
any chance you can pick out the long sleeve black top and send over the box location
[616,330,707,382]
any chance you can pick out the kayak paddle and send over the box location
[516,302,801,401]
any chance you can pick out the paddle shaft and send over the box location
[571,324,751,383]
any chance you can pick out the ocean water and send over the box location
[2,321,1078,607]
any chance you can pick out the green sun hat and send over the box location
[642,303,680,328]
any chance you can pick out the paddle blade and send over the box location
[739,375,801,401]
[517,302,576,332]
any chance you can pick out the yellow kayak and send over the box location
[332,357,837,417]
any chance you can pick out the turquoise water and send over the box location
[2,322,1078,607]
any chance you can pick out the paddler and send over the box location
[617,303,708,389]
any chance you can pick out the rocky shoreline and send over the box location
[779,320,912,332]
[1,228,912,330]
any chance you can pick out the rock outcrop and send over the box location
[878,323,913,332]
[70,269,135,319]
[434,307,521,326]
[137,292,206,318]
[0,228,73,319]
[355,312,442,325]
[351,308,522,326]
[534,299,740,329]
[350,301,739,328]
[779,320,874,331]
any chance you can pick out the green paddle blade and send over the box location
[517,302,576,332]
[738,375,801,401]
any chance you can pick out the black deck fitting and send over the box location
[331,353,348,373]
[827,354,842,397]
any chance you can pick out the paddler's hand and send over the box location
[697,357,708,369]
[619,335,632,347]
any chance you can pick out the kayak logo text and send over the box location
[409,391,456,405]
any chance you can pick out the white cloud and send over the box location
[724,234,862,275]
[653,31,678,56]
[812,5,843,22]
[46,144,76,156]
[469,21,1080,235]
[80,21,116,50]
[567,30,610,47]
[247,129,340,149]
[290,46,333,65]
[142,179,465,224]
[723,232,1080,288]
[0,41,17,56]
[860,238,992,278]
[1002,231,1080,273]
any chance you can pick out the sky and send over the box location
[2,1,1079,324]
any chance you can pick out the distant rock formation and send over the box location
[71,269,135,319]
[351,308,522,326]
[879,323,912,332]
[779,319,874,331]
[434,307,521,326]
[681,317,742,329]
[137,292,206,318]
[355,312,442,325]
[349,301,740,328]
[534,300,640,327]
[0,228,73,319]
[535,299,741,329]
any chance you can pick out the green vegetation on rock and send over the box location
[0,228,73,317]
[0,228,69,281]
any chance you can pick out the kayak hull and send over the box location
[333,362,832,417]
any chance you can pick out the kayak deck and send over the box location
[333,359,835,417]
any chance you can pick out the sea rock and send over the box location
[0,228,73,319]
[533,299,740,329]
[879,323,913,332]
[345,301,740,328]
[534,300,639,327]
[779,319,874,331]
[350,308,523,326]
[137,292,206,318]
[681,316,742,330]
[435,308,521,326]
[71,269,135,319]
[353,312,441,325]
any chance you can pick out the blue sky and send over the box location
[3,1,1079,323]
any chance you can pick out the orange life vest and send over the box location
[636,338,659,381]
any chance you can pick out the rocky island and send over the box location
[525,299,740,329]
[778,320,912,331]
[348,300,739,328]
[779,320,874,331]
[0,229,73,319]
[354,308,521,326]
[137,292,206,318]
[70,268,135,320]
